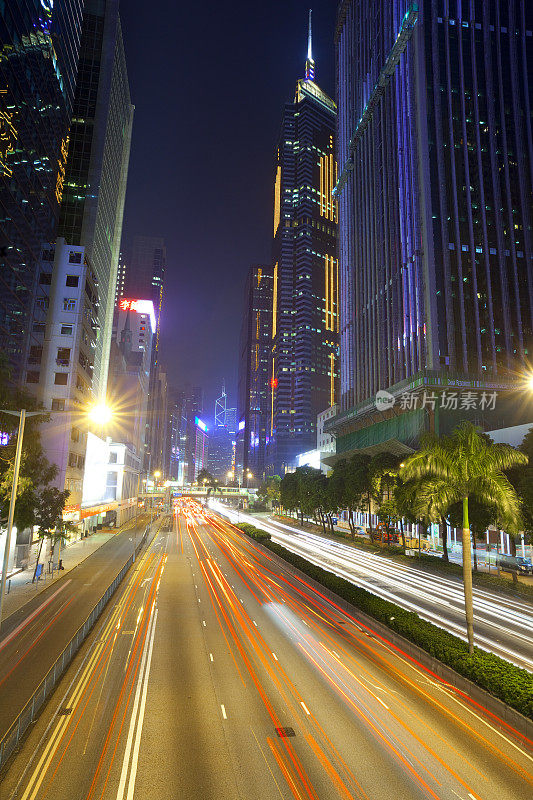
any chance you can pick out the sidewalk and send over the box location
[2,515,145,621]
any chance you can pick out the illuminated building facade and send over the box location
[0,0,84,381]
[23,238,99,510]
[58,0,134,398]
[329,2,533,460]
[266,17,338,475]
[193,417,208,482]
[123,235,166,354]
[238,265,274,480]
[109,297,155,461]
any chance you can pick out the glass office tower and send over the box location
[238,265,274,480]
[0,0,84,380]
[57,0,134,398]
[330,1,533,457]
[266,18,338,475]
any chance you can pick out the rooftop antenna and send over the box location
[305,9,315,81]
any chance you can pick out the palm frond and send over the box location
[472,473,523,534]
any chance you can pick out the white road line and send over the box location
[125,607,159,800]
[300,701,310,715]
[272,652,278,661]
[221,704,227,719]
[203,620,206,626]
[116,605,157,800]
[210,653,214,661]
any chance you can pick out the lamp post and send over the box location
[0,403,113,631]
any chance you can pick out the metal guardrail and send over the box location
[0,523,152,772]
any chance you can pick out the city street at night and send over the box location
[1,1,533,797]
[1,505,531,800]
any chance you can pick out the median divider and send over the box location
[0,519,158,773]
[232,520,533,739]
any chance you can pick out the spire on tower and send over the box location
[305,8,315,81]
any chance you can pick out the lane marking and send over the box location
[116,604,158,799]
[202,620,206,627]
[210,653,214,662]
[300,701,310,716]
[221,704,227,719]
[272,652,278,661]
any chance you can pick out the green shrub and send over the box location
[259,540,533,719]
[236,523,271,542]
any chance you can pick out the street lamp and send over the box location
[0,402,113,630]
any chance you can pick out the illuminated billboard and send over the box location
[118,298,156,333]
[195,416,208,433]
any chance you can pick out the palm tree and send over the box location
[401,422,526,654]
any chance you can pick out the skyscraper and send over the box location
[238,265,274,480]
[330,2,533,460]
[123,235,166,356]
[266,14,338,475]
[0,0,84,381]
[57,0,134,398]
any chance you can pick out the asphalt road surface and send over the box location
[212,505,533,673]
[0,504,531,800]
[0,515,159,738]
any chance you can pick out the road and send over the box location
[0,515,156,738]
[211,505,533,672]
[1,505,531,800]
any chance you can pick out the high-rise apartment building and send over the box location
[329,1,533,459]
[58,0,134,398]
[23,239,99,510]
[238,266,274,480]
[0,0,84,381]
[266,16,338,475]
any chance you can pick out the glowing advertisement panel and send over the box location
[119,298,156,333]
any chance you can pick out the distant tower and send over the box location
[215,382,227,428]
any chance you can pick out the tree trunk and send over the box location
[328,514,334,534]
[462,497,475,655]
[471,532,478,572]
[509,534,518,584]
[319,511,326,535]
[348,509,355,539]
[399,516,406,549]
[32,538,44,583]
[440,517,449,562]
[299,508,304,527]
[367,494,374,542]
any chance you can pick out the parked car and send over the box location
[498,555,533,575]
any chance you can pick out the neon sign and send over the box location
[119,298,156,333]
[195,417,208,433]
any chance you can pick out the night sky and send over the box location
[120,1,336,419]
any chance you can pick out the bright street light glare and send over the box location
[88,403,113,425]
[527,375,533,392]
[154,470,161,478]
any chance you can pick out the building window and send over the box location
[26,371,39,384]
[39,272,52,285]
[28,346,42,365]
[66,275,79,287]
[41,249,55,262]
[52,398,65,411]
[56,347,71,366]
[68,452,78,468]
[71,427,80,442]
[109,452,117,463]
[33,323,46,333]
[68,252,82,264]
[54,373,68,385]
[63,298,76,311]
[61,325,73,335]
